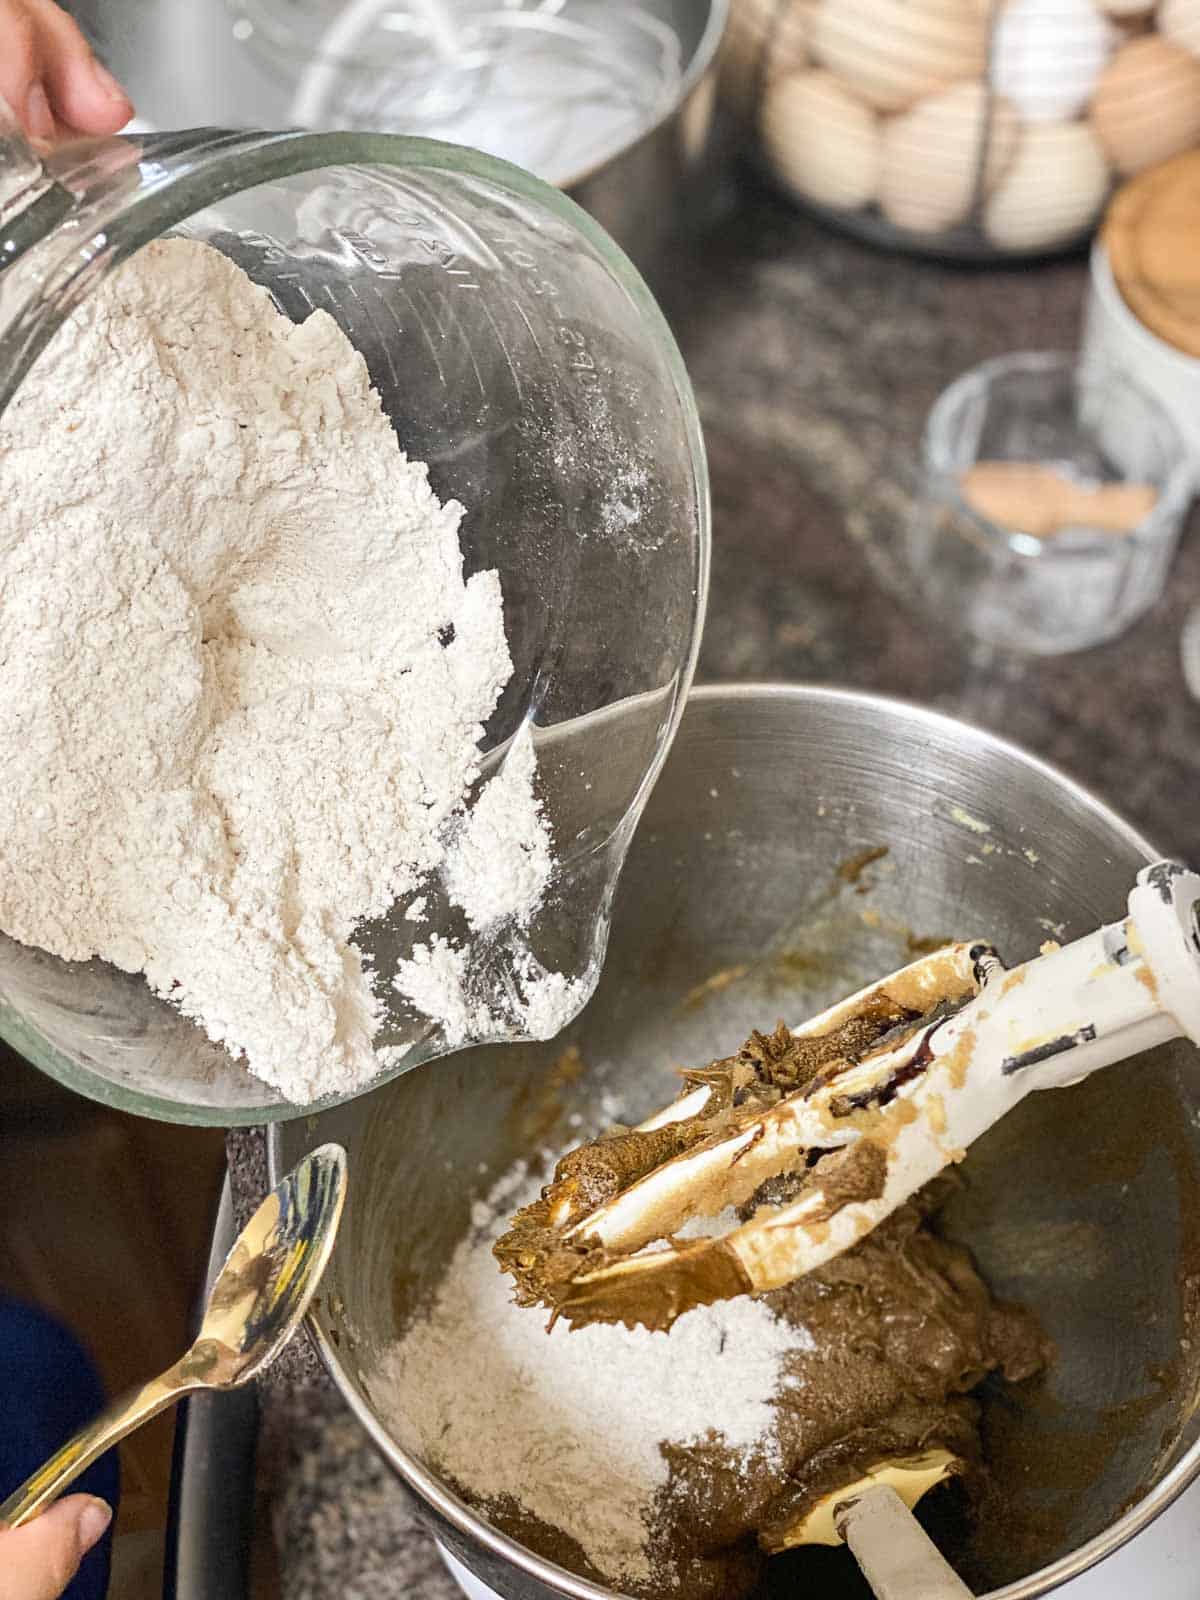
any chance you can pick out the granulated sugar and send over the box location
[379,1161,810,1589]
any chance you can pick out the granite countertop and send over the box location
[226,181,1200,1600]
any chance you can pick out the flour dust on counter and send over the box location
[0,237,562,1103]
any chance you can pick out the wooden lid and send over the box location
[1102,150,1200,361]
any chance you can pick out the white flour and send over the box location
[442,724,553,933]
[391,932,590,1051]
[380,1160,809,1589]
[0,237,563,1102]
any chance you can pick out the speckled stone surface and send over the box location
[662,192,1200,862]
[255,1389,459,1600]
[225,182,1200,1599]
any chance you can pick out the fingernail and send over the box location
[24,81,54,140]
[76,1499,112,1556]
[91,60,131,106]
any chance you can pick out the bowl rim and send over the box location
[556,0,730,192]
[270,680,1199,1600]
[1090,241,1200,381]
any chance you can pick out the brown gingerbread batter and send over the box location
[646,1179,1049,1597]
[486,1177,1048,1599]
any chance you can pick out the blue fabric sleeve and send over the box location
[0,1297,119,1600]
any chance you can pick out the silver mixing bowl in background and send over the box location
[272,684,1200,1600]
[91,0,730,276]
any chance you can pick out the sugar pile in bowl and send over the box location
[0,237,578,1103]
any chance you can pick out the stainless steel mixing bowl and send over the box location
[95,0,730,277]
[271,684,1200,1599]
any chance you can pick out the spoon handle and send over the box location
[0,1360,195,1528]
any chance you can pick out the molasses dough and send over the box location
[490,1180,1048,1598]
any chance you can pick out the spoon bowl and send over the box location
[0,1143,347,1529]
[191,1140,348,1388]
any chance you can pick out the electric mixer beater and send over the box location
[494,859,1200,1594]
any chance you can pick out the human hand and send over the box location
[0,1497,112,1600]
[0,0,133,145]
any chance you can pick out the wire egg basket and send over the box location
[720,0,1200,259]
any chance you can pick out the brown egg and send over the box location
[722,0,814,114]
[1159,0,1200,58]
[761,68,881,208]
[1091,37,1200,175]
[984,121,1110,250]
[880,82,1019,233]
[960,461,1157,537]
[810,0,988,111]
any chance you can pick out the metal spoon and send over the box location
[0,1142,347,1528]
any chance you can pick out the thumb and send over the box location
[0,1496,112,1600]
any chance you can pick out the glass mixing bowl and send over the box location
[0,114,709,1124]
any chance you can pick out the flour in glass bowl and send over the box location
[0,236,575,1103]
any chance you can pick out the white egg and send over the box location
[984,120,1110,249]
[1160,0,1200,55]
[992,0,1115,122]
[761,68,881,208]
[811,0,988,112]
[880,83,1020,232]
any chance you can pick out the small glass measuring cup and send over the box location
[0,109,709,1123]
[908,352,1192,656]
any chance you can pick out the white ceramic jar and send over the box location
[1083,243,1200,484]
